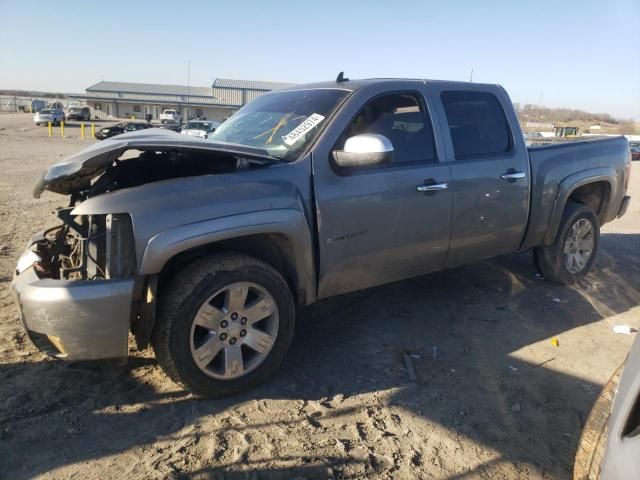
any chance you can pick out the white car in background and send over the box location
[180,120,220,139]
[159,109,182,124]
[34,108,65,126]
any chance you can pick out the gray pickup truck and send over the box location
[13,78,632,396]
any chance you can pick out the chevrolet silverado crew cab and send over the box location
[13,78,632,397]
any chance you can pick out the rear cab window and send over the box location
[440,91,512,159]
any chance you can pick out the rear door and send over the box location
[312,87,453,298]
[431,87,530,267]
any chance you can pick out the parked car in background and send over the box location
[160,109,182,124]
[66,106,91,121]
[630,142,640,161]
[157,121,182,132]
[13,78,632,397]
[95,122,153,140]
[181,120,221,139]
[33,108,65,126]
[574,333,640,480]
[30,99,46,113]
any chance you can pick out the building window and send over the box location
[94,103,102,111]
[195,108,203,117]
[133,105,141,113]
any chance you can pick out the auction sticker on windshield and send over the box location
[282,113,325,146]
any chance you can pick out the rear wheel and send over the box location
[534,202,600,284]
[152,253,295,397]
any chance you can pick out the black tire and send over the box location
[152,253,295,397]
[534,202,600,284]
[574,365,623,480]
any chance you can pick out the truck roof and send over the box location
[274,78,502,93]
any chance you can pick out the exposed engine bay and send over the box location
[80,149,264,201]
[29,212,136,281]
[30,144,277,281]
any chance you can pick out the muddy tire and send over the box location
[152,253,295,397]
[534,202,600,284]
[574,365,623,480]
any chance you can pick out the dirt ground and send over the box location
[0,112,638,480]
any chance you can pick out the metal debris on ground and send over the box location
[404,353,417,381]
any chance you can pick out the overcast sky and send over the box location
[1,0,638,120]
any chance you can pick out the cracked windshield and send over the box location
[208,88,349,160]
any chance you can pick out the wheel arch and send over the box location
[139,209,316,305]
[133,209,316,350]
[543,169,615,246]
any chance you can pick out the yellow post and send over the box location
[81,123,85,140]
[48,122,52,137]
[61,121,65,138]
[91,123,95,139]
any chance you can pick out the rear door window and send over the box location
[440,91,512,159]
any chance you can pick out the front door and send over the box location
[313,91,453,298]
[436,89,530,267]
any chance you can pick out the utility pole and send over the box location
[186,60,191,122]
[469,69,474,82]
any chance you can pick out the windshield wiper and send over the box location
[253,112,305,145]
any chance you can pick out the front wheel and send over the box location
[534,202,600,284]
[152,253,295,397]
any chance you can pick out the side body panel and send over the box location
[310,81,453,299]
[601,334,640,480]
[427,83,531,268]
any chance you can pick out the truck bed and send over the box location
[521,136,630,250]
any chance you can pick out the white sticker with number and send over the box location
[282,113,325,146]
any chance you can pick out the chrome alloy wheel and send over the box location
[189,281,279,380]
[563,218,594,274]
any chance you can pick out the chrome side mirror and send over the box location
[333,133,394,168]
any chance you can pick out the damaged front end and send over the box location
[13,130,282,361]
[13,208,139,360]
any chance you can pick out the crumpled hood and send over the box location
[33,128,277,198]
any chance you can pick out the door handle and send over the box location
[417,182,448,192]
[500,170,525,181]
